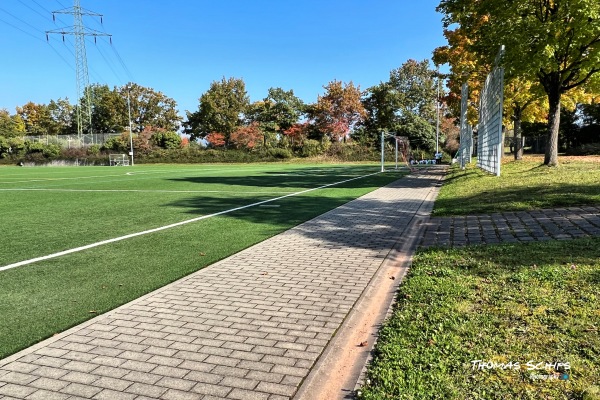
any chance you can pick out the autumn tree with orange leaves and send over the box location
[310,81,366,142]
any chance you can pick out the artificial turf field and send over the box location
[0,162,406,359]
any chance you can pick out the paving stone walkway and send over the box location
[420,205,600,248]
[0,169,444,400]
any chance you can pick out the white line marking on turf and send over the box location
[0,188,293,194]
[0,171,382,272]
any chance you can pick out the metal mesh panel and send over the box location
[23,133,121,148]
[459,83,473,169]
[477,46,505,176]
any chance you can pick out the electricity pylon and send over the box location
[46,0,111,146]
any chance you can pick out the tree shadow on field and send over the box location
[167,166,384,190]
[165,173,439,252]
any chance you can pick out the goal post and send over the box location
[109,154,130,166]
[380,131,413,172]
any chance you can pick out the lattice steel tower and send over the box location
[46,1,111,146]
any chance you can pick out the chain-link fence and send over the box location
[23,133,122,148]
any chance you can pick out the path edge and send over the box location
[293,168,446,400]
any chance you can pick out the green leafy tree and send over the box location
[119,83,182,133]
[185,77,250,144]
[16,102,54,135]
[151,130,182,149]
[437,0,600,166]
[80,84,127,133]
[360,82,399,146]
[47,98,75,135]
[0,109,25,138]
[361,60,439,152]
[246,88,305,148]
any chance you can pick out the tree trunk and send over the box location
[544,80,561,166]
[513,106,523,160]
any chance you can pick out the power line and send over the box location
[91,38,123,83]
[0,14,43,42]
[16,0,49,21]
[107,39,135,82]
[0,6,44,34]
[46,1,112,145]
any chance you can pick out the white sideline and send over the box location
[0,171,382,272]
[0,188,294,194]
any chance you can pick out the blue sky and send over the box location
[0,0,447,118]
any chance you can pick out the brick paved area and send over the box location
[420,205,600,248]
[0,169,444,400]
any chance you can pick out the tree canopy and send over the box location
[184,77,250,143]
[437,0,600,165]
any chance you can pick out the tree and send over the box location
[16,102,53,135]
[230,122,263,150]
[47,98,75,135]
[434,22,550,160]
[282,122,309,147]
[246,88,305,148]
[185,77,249,144]
[205,132,226,148]
[119,83,181,133]
[262,87,305,133]
[361,60,439,152]
[360,82,398,145]
[150,130,182,149]
[82,84,127,133]
[310,80,366,141]
[437,0,600,166]
[0,109,25,138]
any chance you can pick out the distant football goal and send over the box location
[109,154,130,166]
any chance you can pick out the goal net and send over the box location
[109,154,130,166]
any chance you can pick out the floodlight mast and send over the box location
[127,86,134,166]
[436,66,440,155]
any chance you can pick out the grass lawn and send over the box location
[433,156,600,216]
[361,156,600,400]
[0,162,406,359]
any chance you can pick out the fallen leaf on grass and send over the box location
[199,252,206,256]
[89,310,97,314]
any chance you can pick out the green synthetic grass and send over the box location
[433,158,600,216]
[360,238,600,400]
[0,163,406,359]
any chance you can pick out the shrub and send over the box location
[103,136,128,152]
[300,139,324,157]
[87,144,101,156]
[42,144,61,159]
[151,131,182,149]
[565,142,600,156]
[268,148,293,159]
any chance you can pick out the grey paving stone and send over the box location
[0,170,448,399]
